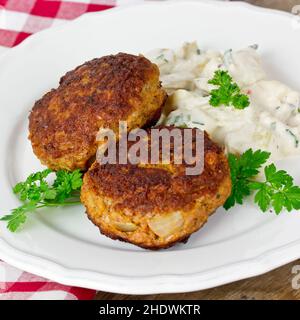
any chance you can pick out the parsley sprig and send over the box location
[224,149,270,210]
[224,149,300,214]
[250,165,300,214]
[1,169,83,232]
[208,70,250,109]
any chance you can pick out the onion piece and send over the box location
[114,221,137,232]
[148,212,184,238]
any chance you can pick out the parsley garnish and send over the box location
[224,149,300,214]
[250,164,300,214]
[224,149,270,210]
[208,70,250,109]
[1,169,83,232]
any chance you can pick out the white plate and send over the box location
[1,0,300,295]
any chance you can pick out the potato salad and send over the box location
[146,42,300,160]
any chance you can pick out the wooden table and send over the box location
[96,0,300,300]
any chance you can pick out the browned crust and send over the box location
[86,128,229,214]
[81,127,232,249]
[28,53,167,171]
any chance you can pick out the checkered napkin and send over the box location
[0,0,124,300]
[0,261,96,300]
[0,0,116,47]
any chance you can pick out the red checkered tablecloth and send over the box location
[0,0,116,47]
[0,261,96,300]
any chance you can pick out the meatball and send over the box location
[29,53,167,171]
[81,127,231,250]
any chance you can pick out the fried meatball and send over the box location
[81,127,231,250]
[29,53,167,171]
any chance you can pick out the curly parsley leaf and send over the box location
[53,170,82,203]
[208,70,250,109]
[1,169,83,232]
[1,203,36,232]
[224,149,271,210]
[225,149,300,215]
[249,164,300,214]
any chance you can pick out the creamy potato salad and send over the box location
[146,43,300,160]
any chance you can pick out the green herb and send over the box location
[249,44,259,50]
[224,149,270,210]
[191,120,205,126]
[286,129,299,148]
[208,70,250,109]
[156,54,168,63]
[167,113,191,128]
[1,169,83,232]
[223,49,233,67]
[270,122,277,130]
[249,164,300,214]
[224,149,300,214]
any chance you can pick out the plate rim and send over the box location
[0,0,299,294]
[1,233,300,294]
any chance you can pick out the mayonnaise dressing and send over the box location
[146,42,300,160]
